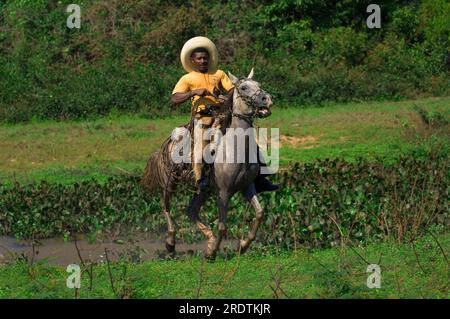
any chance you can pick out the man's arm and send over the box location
[170,92,193,106]
[170,88,212,106]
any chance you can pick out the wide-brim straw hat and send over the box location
[180,36,218,73]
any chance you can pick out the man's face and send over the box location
[191,51,209,73]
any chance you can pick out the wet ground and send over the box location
[0,235,236,266]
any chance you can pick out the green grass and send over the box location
[1,96,449,185]
[0,234,448,299]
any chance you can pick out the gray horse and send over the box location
[141,69,273,259]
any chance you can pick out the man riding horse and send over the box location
[170,36,278,193]
[141,37,277,258]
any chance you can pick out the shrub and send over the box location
[0,0,449,122]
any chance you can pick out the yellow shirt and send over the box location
[172,70,234,113]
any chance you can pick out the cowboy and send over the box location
[171,36,278,193]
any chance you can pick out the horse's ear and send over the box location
[228,71,239,85]
[247,68,254,79]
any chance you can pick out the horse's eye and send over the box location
[241,86,247,90]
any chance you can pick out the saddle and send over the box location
[168,91,234,186]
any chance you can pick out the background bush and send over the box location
[0,0,449,122]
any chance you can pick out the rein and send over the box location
[232,111,254,126]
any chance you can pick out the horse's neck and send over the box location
[228,95,256,162]
[230,114,253,130]
[230,93,253,130]
[214,93,257,168]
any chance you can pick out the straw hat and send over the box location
[180,36,218,73]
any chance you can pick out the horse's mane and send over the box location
[212,87,234,133]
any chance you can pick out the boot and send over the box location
[195,166,210,193]
[255,147,278,193]
[196,175,209,191]
[254,173,278,193]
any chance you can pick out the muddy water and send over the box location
[0,235,236,266]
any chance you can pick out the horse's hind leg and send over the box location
[239,187,264,254]
[187,191,217,259]
[210,191,229,258]
[162,190,176,253]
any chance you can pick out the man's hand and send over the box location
[171,87,219,106]
[212,87,220,98]
[190,88,212,97]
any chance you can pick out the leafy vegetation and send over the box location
[1,0,449,122]
[1,143,448,247]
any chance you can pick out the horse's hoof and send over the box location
[205,250,217,262]
[165,242,176,253]
[237,240,249,255]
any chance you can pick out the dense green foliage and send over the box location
[1,146,448,247]
[0,0,449,122]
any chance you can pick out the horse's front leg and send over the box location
[187,191,217,259]
[162,190,176,253]
[208,191,229,259]
[239,186,264,254]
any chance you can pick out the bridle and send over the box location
[231,78,268,125]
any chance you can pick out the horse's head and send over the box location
[228,68,273,119]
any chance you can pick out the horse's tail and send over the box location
[141,136,175,196]
[140,150,161,196]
